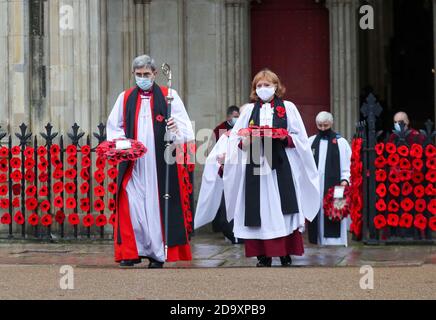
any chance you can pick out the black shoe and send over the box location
[148,261,164,269]
[119,259,141,267]
[256,256,272,267]
[280,255,292,267]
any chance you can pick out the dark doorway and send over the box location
[390,0,434,130]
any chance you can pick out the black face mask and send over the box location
[318,128,332,137]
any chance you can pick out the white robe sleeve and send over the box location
[338,137,352,183]
[106,92,127,141]
[169,89,195,145]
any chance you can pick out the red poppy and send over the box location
[38,185,48,197]
[400,170,412,182]
[94,199,105,212]
[12,197,20,208]
[387,153,400,167]
[53,181,64,194]
[387,213,399,227]
[80,182,90,195]
[0,199,9,209]
[66,198,77,209]
[41,214,53,227]
[96,157,106,170]
[39,200,50,212]
[412,171,424,184]
[24,170,35,182]
[385,143,396,154]
[37,146,47,157]
[109,214,116,226]
[80,168,90,181]
[11,170,22,182]
[425,170,436,183]
[425,144,436,158]
[108,182,117,194]
[107,168,118,180]
[413,185,425,198]
[52,169,64,180]
[26,198,38,211]
[82,214,94,227]
[54,196,64,208]
[410,144,423,158]
[412,158,423,171]
[0,159,8,172]
[399,158,411,170]
[429,217,436,231]
[0,185,7,196]
[14,211,24,225]
[108,199,116,211]
[426,158,436,170]
[413,214,427,231]
[375,143,384,156]
[66,145,77,155]
[51,157,63,168]
[67,155,77,167]
[65,182,76,195]
[1,213,11,224]
[399,213,413,228]
[38,157,48,171]
[39,172,48,183]
[375,184,386,198]
[375,156,387,169]
[81,156,91,168]
[68,213,80,225]
[276,106,286,118]
[0,174,6,183]
[374,214,387,229]
[24,158,35,170]
[425,184,436,197]
[10,157,21,169]
[94,170,105,184]
[375,199,387,212]
[12,184,20,196]
[81,145,91,156]
[415,199,427,213]
[28,213,39,226]
[397,145,409,157]
[96,215,107,227]
[156,114,165,122]
[388,170,401,184]
[11,146,21,155]
[400,198,414,212]
[0,146,9,157]
[388,184,400,197]
[24,147,34,158]
[55,211,66,224]
[108,158,118,166]
[428,199,436,215]
[80,198,90,212]
[94,185,105,197]
[387,199,400,213]
[65,169,77,180]
[50,144,60,156]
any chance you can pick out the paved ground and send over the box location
[0,233,435,299]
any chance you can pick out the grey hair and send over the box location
[132,55,156,72]
[316,111,334,124]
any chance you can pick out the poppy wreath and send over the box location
[96,214,107,227]
[41,214,53,227]
[388,183,400,197]
[428,199,436,215]
[399,213,413,228]
[410,144,423,159]
[426,158,436,170]
[14,211,25,225]
[375,143,384,156]
[397,145,409,157]
[425,144,436,158]
[400,198,414,212]
[1,213,11,224]
[96,139,147,164]
[55,211,65,224]
[387,213,399,227]
[413,214,428,231]
[415,199,427,213]
[109,214,116,227]
[349,138,364,239]
[376,183,387,198]
[429,216,436,232]
[387,199,400,213]
[374,214,387,229]
[385,143,396,154]
[28,213,39,226]
[82,214,94,227]
[68,213,80,226]
[323,185,352,222]
[238,126,290,139]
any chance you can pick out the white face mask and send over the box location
[394,123,401,132]
[230,117,238,126]
[256,86,276,102]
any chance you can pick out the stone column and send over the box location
[326,0,360,140]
